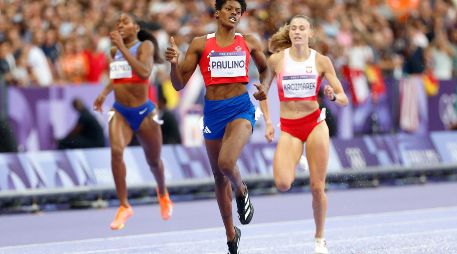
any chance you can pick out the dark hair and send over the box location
[126,14,164,64]
[137,29,164,64]
[215,0,247,14]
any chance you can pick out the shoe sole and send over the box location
[110,211,133,230]
[111,223,125,230]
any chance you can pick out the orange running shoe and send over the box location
[157,192,173,220]
[110,205,133,230]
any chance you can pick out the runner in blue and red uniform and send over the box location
[165,1,269,253]
[93,13,173,230]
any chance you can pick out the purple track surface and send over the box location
[1,182,456,253]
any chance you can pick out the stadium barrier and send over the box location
[1,131,457,211]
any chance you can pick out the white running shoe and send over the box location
[299,155,308,171]
[314,238,329,254]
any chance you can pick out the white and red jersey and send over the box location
[199,33,250,87]
[276,48,322,101]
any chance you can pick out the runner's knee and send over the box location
[213,170,229,185]
[218,157,236,173]
[310,181,326,196]
[146,157,161,169]
[111,145,124,162]
[275,178,293,192]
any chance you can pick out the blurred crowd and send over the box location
[0,0,456,88]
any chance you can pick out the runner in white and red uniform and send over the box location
[254,15,349,254]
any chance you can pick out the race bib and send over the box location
[110,61,132,79]
[209,52,246,78]
[282,75,317,98]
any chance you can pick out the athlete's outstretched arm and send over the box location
[94,47,119,112]
[165,36,203,91]
[318,54,349,107]
[255,54,279,142]
[253,49,279,101]
[110,31,153,79]
[258,93,275,143]
[93,82,113,112]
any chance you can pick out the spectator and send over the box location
[57,98,105,149]
[0,40,14,84]
[56,38,88,84]
[10,50,30,87]
[0,117,18,153]
[448,25,457,77]
[402,22,428,75]
[26,32,54,86]
[82,34,108,84]
[428,31,455,80]
[41,28,61,65]
[345,32,374,105]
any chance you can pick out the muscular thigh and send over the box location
[305,121,329,182]
[205,139,223,176]
[219,118,252,162]
[109,111,134,149]
[274,131,303,181]
[135,113,162,160]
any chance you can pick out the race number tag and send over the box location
[110,61,132,79]
[210,52,246,78]
[282,75,317,98]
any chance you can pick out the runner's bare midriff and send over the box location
[113,83,149,107]
[205,83,247,100]
[280,100,320,119]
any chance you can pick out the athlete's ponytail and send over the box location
[137,29,164,64]
[269,24,291,53]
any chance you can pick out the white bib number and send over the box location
[110,61,132,79]
[282,75,317,98]
[209,52,246,78]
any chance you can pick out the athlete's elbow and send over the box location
[172,82,185,91]
[340,96,349,106]
[137,71,151,80]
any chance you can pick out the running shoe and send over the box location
[110,205,133,230]
[299,155,308,171]
[236,185,254,225]
[227,226,241,254]
[314,238,329,254]
[157,192,173,220]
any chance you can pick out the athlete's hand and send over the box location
[165,36,179,64]
[93,94,106,113]
[110,31,124,49]
[265,122,274,143]
[324,85,335,101]
[253,84,267,101]
[109,31,125,49]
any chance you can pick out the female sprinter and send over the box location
[165,1,269,253]
[254,15,349,254]
[93,13,173,230]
